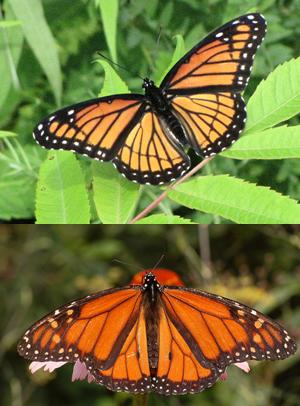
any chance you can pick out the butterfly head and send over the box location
[142,78,155,89]
[142,272,162,301]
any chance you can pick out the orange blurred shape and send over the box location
[130,269,185,286]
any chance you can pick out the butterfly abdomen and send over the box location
[144,82,187,145]
[142,273,161,372]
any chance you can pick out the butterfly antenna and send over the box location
[112,259,144,273]
[151,254,165,272]
[147,26,163,78]
[96,52,144,80]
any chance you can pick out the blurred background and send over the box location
[1,0,300,222]
[0,224,299,405]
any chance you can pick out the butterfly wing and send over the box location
[33,95,145,161]
[92,306,151,393]
[113,111,190,185]
[161,13,266,94]
[154,299,221,395]
[17,287,147,375]
[171,92,246,156]
[160,13,266,157]
[153,286,296,395]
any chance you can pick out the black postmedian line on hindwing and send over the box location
[151,114,163,173]
[156,120,175,172]
[129,117,141,173]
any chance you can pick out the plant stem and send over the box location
[129,156,213,223]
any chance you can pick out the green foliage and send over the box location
[169,175,300,224]
[222,126,300,159]
[8,0,62,105]
[0,3,23,111]
[95,0,119,63]
[93,163,139,224]
[158,34,185,85]
[135,214,195,224]
[245,57,300,134]
[35,151,90,224]
[0,130,16,138]
[1,0,300,223]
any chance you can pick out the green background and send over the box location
[1,0,300,223]
[0,224,299,405]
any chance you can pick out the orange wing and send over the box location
[154,300,220,395]
[171,92,245,156]
[33,95,145,161]
[113,111,190,185]
[161,14,266,93]
[160,287,296,387]
[17,287,144,373]
[92,306,151,393]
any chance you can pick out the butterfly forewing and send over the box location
[33,95,145,161]
[161,13,267,94]
[17,287,143,371]
[161,287,297,370]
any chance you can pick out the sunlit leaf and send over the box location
[169,175,300,224]
[222,126,300,159]
[35,151,90,224]
[245,57,300,134]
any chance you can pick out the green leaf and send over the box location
[8,0,62,105]
[0,20,21,28]
[159,35,185,85]
[35,151,90,224]
[0,130,17,138]
[0,163,35,220]
[96,59,129,96]
[0,4,23,110]
[245,58,300,134]
[136,214,195,224]
[96,0,118,62]
[169,175,300,224]
[221,126,300,159]
[93,163,139,224]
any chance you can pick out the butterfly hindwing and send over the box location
[113,111,191,185]
[33,95,145,161]
[171,92,246,156]
[161,13,266,94]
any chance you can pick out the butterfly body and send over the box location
[18,268,296,395]
[33,14,267,185]
[143,78,188,146]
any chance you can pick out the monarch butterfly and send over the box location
[18,268,296,395]
[33,14,266,185]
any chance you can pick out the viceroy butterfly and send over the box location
[33,14,266,185]
[18,268,296,395]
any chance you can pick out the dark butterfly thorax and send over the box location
[141,272,163,374]
[143,78,187,145]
